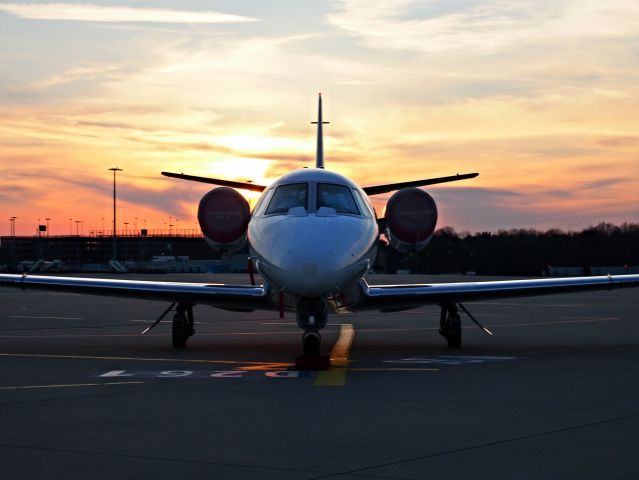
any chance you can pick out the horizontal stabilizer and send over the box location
[363,172,479,196]
[162,172,267,192]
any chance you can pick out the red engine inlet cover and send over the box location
[197,187,250,251]
[384,188,438,252]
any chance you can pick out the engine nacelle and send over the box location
[384,188,438,252]
[197,187,250,252]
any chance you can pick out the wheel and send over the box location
[172,312,189,348]
[303,331,321,356]
[444,313,461,348]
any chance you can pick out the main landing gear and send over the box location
[295,297,330,369]
[140,302,195,348]
[172,304,195,348]
[439,302,493,348]
[439,303,461,348]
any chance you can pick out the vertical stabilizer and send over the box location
[311,93,329,169]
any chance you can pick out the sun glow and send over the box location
[214,134,308,154]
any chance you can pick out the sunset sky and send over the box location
[1,0,638,236]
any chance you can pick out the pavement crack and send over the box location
[306,411,639,479]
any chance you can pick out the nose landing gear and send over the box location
[302,329,321,356]
[295,298,330,369]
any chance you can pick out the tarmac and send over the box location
[1,273,638,479]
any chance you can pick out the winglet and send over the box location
[311,93,329,169]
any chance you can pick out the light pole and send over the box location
[75,220,81,236]
[109,167,123,260]
[9,216,17,236]
[45,218,51,237]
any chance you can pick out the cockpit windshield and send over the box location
[265,183,308,215]
[317,183,360,215]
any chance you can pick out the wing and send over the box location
[161,171,267,192]
[357,274,639,311]
[0,274,273,312]
[362,173,478,195]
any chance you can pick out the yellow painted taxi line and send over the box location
[315,324,354,386]
[330,324,355,367]
[237,363,293,371]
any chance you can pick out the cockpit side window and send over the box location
[352,189,374,218]
[252,188,274,217]
[265,183,308,215]
[317,183,360,215]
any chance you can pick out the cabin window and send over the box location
[265,183,308,215]
[317,183,360,215]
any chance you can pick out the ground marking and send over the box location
[0,331,302,338]
[385,355,519,366]
[9,315,84,320]
[315,324,355,386]
[348,368,439,372]
[98,370,301,379]
[0,352,293,367]
[0,317,618,339]
[0,381,144,390]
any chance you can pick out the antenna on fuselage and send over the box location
[311,93,329,169]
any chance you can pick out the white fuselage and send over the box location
[248,169,378,298]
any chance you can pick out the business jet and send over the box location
[1,95,638,364]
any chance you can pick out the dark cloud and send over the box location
[4,170,205,220]
[580,177,628,190]
[0,189,33,205]
[432,186,524,201]
[429,186,639,232]
[537,189,573,199]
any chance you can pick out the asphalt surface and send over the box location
[1,273,638,479]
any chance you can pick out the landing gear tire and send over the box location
[440,305,462,349]
[172,312,189,348]
[172,305,195,349]
[302,330,321,356]
[296,329,329,370]
[294,298,330,370]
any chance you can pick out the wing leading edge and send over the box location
[161,172,267,192]
[358,274,639,311]
[162,171,478,195]
[362,172,479,195]
[0,274,272,311]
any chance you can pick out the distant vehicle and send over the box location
[2,95,638,362]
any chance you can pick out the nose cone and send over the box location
[250,215,376,297]
[281,242,338,297]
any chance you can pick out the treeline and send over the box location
[377,223,639,275]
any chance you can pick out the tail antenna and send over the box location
[311,93,329,169]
